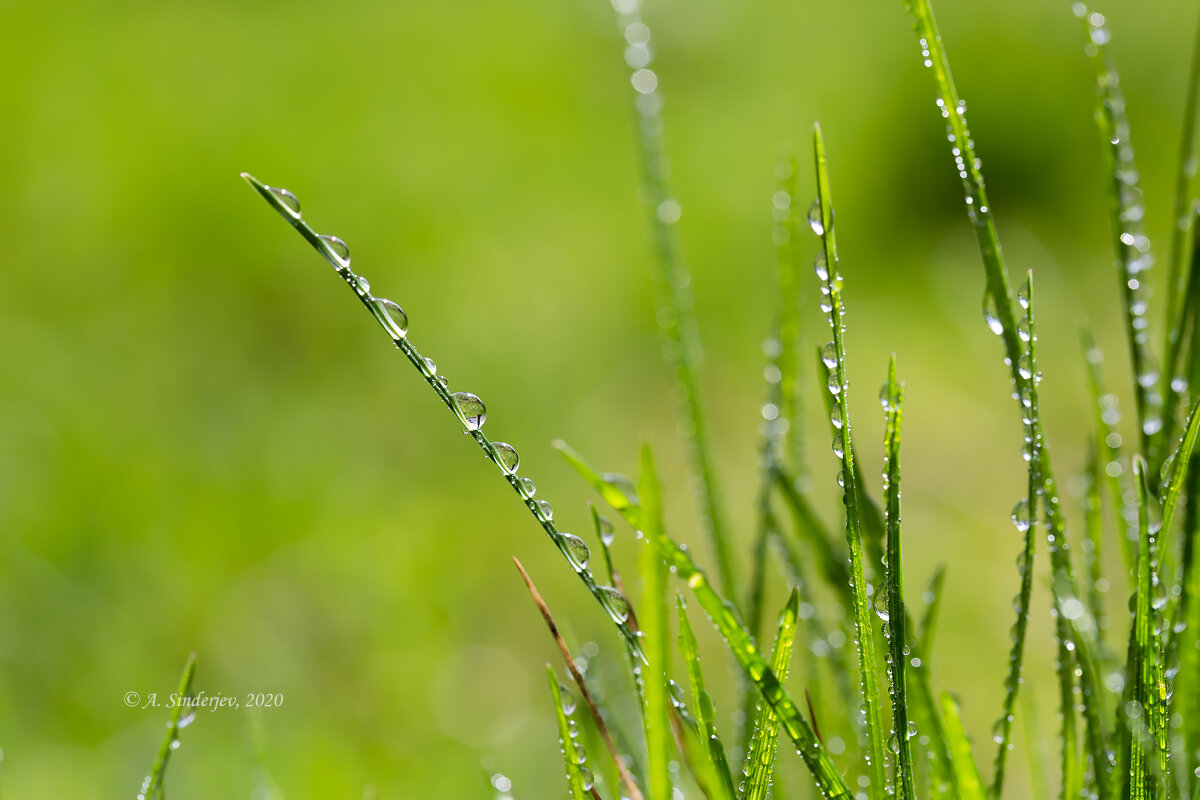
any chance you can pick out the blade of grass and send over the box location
[638,445,675,800]
[137,653,197,800]
[1073,3,1162,463]
[547,665,597,800]
[940,692,988,800]
[811,121,888,796]
[775,467,852,596]
[740,589,800,800]
[1082,442,1108,637]
[608,0,735,600]
[554,440,853,799]
[882,356,916,800]
[514,558,645,800]
[677,598,738,800]
[242,173,647,665]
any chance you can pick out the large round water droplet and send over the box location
[519,477,536,498]
[597,586,630,622]
[492,442,520,474]
[451,392,487,430]
[982,291,1004,336]
[1011,498,1031,532]
[807,199,825,236]
[268,186,302,219]
[376,298,409,339]
[827,371,842,396]
[831,432,845,459]
[421,357,437,377]
[536,499,554,522]
[830,403,843,430]
[320,234,351,268]
[560,533,591,571]
[821,341,837,369]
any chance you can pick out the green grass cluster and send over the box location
[175,0,1200,798]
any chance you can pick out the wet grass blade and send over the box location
[1073,4,1161,462]
[1082,443,1107,636]
[917,566,947,657]
[1081,328,1136,574]
[638,446,675,800]
[608,0,735,600]
[811,121,888,796]
[677,598,738,800]
[547,665,594,800]
[1163,11,1200,369]
[554,441,852,799]
[242,173,647,665]
[137,653,197,800]
[741,589,800,800]
[881,356,916,800]
[514,558,645,800]
[775,467,851,597]
[940,692,988,800]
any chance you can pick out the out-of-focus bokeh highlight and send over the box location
[0,0,1195,796]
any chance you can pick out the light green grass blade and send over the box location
[1157,394,1200,538]
[555,442,852,799]
[917,566,947,657]
[811,121,888,796]
[1073,4,1162,462]
[137,653,197,800]
[741,589,800,800]
[547,665,593,800]
[677,597,738,800]
[608,0,735,600]
[1082,443,1108,636]
[775,468,852,597]
[940,692,988,800]
[242,173,647,665]
[638,446,675,800]
[882,356,917,800]
[1081,328,1136,574]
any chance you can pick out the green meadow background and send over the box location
[0,0,1195,796]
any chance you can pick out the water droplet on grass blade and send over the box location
[808,199,825,236]
[492,442,519,474]
[814,251,830,281]
[1011,498,1031,532]
[377,298,408,339]
[319,234,351,268]
[519,477,536,498]
[982,291,1004,335]
[560,533,591,571]
[421,357,437,377]
[451,392,486,430]
[268,186,301,219]
[597,586,630,622]
[821,342,837,369]
[536,500,554,522]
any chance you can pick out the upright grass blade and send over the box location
[547,665,595,800]
[810,121,888,797]
[1082,443,1108,636]
[1163,10,1200,365]
[514,558,645,800]
[775,468,852,597]
[638,446,674,800]
[608,0,735,600]
[677,598,738,800]
[740,589,800,800]
[1073,4,1162,462]
[137,653,197,800]
[242,173,647,665]
[881,356,916,800]
[991,274,1041,800]
[1082,328,1136,574]
[940,692,988,800]
[554,441,852,799]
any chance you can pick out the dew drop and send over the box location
[560,533,591,571]
[907,720,918,739]
[827,371,842,396]
[832,432,845,459]
[888,733,900,754]
[830,403,843,430]
[982,291,1004,336]
[814,251,830,281]
[421,357,437,377]
[519,477,537,498]
[319,234,351,268]
[597,516,616,547]
[1011,498,1031,532]
[1017,279,1030,310]
[492,442,520,474]
[536,499,554,522]
[268,186,302,219]
[598,585,630,622]
[451,392,487,430]
[808,199,825,236]
[377,298,409,339]
[821,341,837,369]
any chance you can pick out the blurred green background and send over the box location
[0,0,1196,796]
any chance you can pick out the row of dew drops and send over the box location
[247,175,642,639]
[806,185,923,790]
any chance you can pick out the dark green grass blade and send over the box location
[1082,443,1107,635]
[741,589,800,800]
[555,441,853,799]
[1163,10,1200,371]
[677,598,738,800]
[811,122,888,796]
[638,446,675,800]
[1081,328,1136,574]
[243,173,647,665]
[548,665,593,800]
[941,692,988,800]
[137,653,197,800]
[608,0,735,600]
[1073,4,1162,462]
[881,356,916,800]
